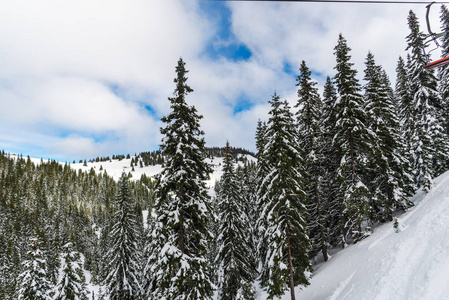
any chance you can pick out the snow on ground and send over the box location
[271,171,449,300]
[71,157,163,181]
[70,154,254,191]
[8,153,255,188]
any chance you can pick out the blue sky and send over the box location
[0,0,436,161]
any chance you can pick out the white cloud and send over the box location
[0,0,213,160]
[0,0,441,160]
[49,135,103,161]
[228,1,427,83]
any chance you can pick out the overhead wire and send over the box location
[208,0,449,4]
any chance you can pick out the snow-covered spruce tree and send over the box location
[96,206,113,285]
[145,58,214,299]
[215,142,256,300]
[46,219,61,286]
[381,67,415,200]
[235,161,258,274]
[295,60,329,262]
[0,221,21,299]
[0,235,7,298]
[321,76,342,247]
[333,34,375,245]
[363,52,413,222]
[405,10,449,190]
[254,119,272,286]
[53,242,88,300]
[0,231,15,299]
[380,68,396,107]
[17,236,53,300]
[104,173,142,300]
[439,5,449,169]
[395,55,417,177]
[259,93,311,300]
[396,56,412,125]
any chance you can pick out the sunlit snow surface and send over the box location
[69,154,256,194]
[279,171,449,300]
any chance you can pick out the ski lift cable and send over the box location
[209,0,449,4]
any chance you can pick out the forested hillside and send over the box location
[0,152,153,299]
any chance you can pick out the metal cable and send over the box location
[208,0,449,4]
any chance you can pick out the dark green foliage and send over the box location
[145,58,214,299]
[54,242,88,300]
[254,119,271,286]
[17,236,53,300]
[295,61,329,262]
[363,52,414,222]
[204,147,254,160]
[332,34,376,244]
[403,10,449,191]
[396,56,412,128]
[0,151,153,298]
[438,5,449,168]
[259,93,311,299]
[105,174,143,299]
[215,142,256,300]
[321,76,343,248]
[235,161,258,272]
[138,151,164,166]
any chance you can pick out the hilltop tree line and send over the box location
[78,147,252,170]
[2,7,449,300]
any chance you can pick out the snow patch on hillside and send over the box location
[70,154,255,190]
[71,157,163,181]
[287,171,449,300]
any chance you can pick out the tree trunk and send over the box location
[178,188,185,297]
[286,224,296,300]
[314,179,328,262]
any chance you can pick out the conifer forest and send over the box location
[2,8,449,300]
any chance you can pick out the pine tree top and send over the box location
[333,34,361,97]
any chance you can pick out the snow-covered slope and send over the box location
[70,154,256,192]
[71,157,163,181]
[278,171,449,300]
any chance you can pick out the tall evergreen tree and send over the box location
[439,5,449,167]
[321,76,342,247]
[259,93,311,300]
[235,161,258,273]
[53,242,88,300]
[396,55,417,177]
[295,61,328,262]
[405,10,449,190]
[97,207,113,285]
[396,56,412,126]
[215,142,256,300]
[0,220,21,299]
[363,52,413,222]
[46,219,62,286]
[332,34,375,245]
[104,174,142,300]
[145,58,214,299]
[17,236,53,300]
[254,119,272,286]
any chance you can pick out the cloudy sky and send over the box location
[0,0,441,161]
